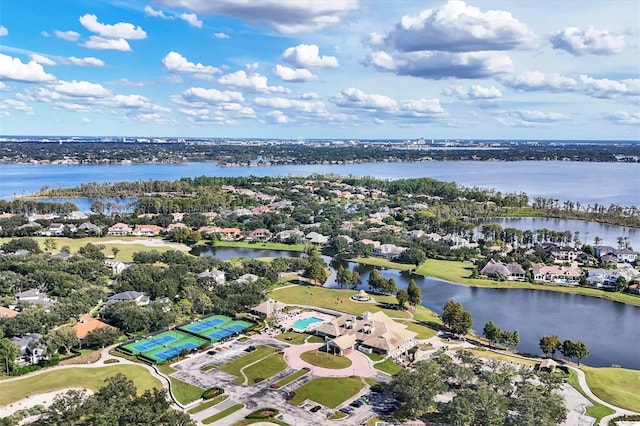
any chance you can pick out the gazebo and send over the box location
[351,289,370,302]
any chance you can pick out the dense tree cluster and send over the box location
[442,300,473,336]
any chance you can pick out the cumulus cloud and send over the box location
[0,26,8,37]
[79,14,147,39]
[0,53,55,83]
[282,44,339,68]
[162,51,220,77]
[551,26,625,56]
[266,110,290,124]
[55,80,111,98]
[497,109,570,127]
[54,30,80,42]
[153,0,359,33]
[443,84,502,100]
[502,70,577,92]
[273,65,317,82]
[332,87,397,110]
[214,32,230,39]
[83,36,132,51]
[144,6,173,19]
[580,75,639,99]
[331,87,445,119]
[254,96,326,113]
[604,111,640,125]
[371,1,536,53]
[1,99,35,116]
[181,87,244,104]
[30,54,57,66]
[366,49,513,79]
[180,13,203,28]
[218,68,287,93]
[67,56,105,67]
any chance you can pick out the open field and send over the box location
[415,259,640,306]
[239,354,288,384]
[0,365,161,406]
[0,236,188,262]
[289,377,363,408]
[219,346,277,379]
[300,350,352,369]
[209,240,305,252]
[269,285,413,319]
[581,366,640,412]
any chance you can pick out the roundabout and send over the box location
[283,343,376,378]
[300,349,353,369]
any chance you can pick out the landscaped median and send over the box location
[239,353,288,384]
[202,403,244,424]
[300,350,352,369]
[272,368,309,389]
[187,394,229,415]
[217,345,284,384]
[156,364,204,405]
[288,377,364,408]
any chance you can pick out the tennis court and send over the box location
[143,340,203,362]
[180,315,231,334]
[203,320,253,341]
[121,331,184,355]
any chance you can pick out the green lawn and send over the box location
[468,350,537,367]
[329,411,348,420]
[300,350,352,369]
[274,369,309,388]
[289,377,364,408]
[275,332,311,345]
[155,363,204,405]
[210,240,305,252]
[187,395,229,414]
[0,365,162,406]
[581,366,640,412]
[349,257,415,271]
[269,285,412,319]
[402,321,438,339]
[415,259,640,306]
[567,370,615,423]
[238,353,288,384]
[202,403,244,424]
[374,359,403,375]
[201,364,217,372]
[219,346,277,378]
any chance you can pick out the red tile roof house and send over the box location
[0,306,19,319]
[107,223,133,236]
[72,314,115,340]
[133,224,164,236]
[248,228,271,241]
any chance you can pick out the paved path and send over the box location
[283,342,376,377]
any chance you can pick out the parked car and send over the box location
[310,405,321,413]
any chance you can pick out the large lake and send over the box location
[1,161,638,206]
[196,247,640,369]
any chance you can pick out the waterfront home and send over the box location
[531,265,582,284]
[275,229,304,241]
[314,311,417,358]
[166,222,187,232]
[11,333,47,365]
[107,223,132,236]
[133,224,164,236]
[217,227,242,241]
[248,228,271,241]
[443,234,478,249]
[66,211,89,220]
[27,213,57,222]
[480,259,526,281]
[545,244,582,263]
[305,232,329,245]
[373,244,408,260]
[594,245,638,263]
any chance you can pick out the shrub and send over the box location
[202,387,224,400]
[285,391,295,401]
[253,377,264,383]
[270,384,279,389]
[247,408,279,419]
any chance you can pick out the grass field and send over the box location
[566,370,615,423]
[468,349,537,366]
[0,236,185,263]
[218,346,277,379]
[581,366,640,412]
[300,350,352,369]
[274,332,310,345]
[414,259,640,306]
[289,377,364,408]
[349,257,415,271]
[202,403,244,424]
[187,394,229,414]
[238,353,288,384]
[274,369,308,388]
[374,359,403,375]
[0,365,162,405]
[210,240,305,252]
[149,363,204,405]
[269,285,412,319]
[402,320,438,339]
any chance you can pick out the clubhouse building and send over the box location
[313,310,418,358]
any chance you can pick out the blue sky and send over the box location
[0,0,638,139]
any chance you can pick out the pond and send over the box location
[194,247,640,369]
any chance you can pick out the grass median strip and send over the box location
[274,369,309,388]
[202,403,244,424]
[187,395,229,414]
[219,346,277,379]
[289,377,363,408]
[239,353,288,384]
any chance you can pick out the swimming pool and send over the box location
[292,316,324,330]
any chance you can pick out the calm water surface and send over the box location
[196,247,640,369]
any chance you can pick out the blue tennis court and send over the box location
[148,341,200,362]
[182,316,230,333]
[205,321,252,341]
[126,334,177,353]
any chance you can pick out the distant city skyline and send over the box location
[1,0,638,139]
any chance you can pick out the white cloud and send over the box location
[54,30,80,42]
[55,80,111,98]
[331,87,445,118]
[144,6,173,19]
[79,14,147,40]
[83,117,92,123]
[579,75,638,99]
[218,69,287,93]
[443,85,502,100]
[1,99,35,115]
[282,44,339,68]
[299,92,319,100]
[30,54,57,66]
[502,71,577,92]
[400,98,445,116]
[0,82,8,90]
[0,53,55,83]
[273,65,317,82]
[180,13,203,28]
[254,96,326,113]
[604,111,640,125]
[366,49,513,79]
[214,32,230,39]
[332,87,398,110]
[551,26,625,56]
[181,87,244,103]
[154,0,359,33]
[41,31,50,37]
[0,26,8,37]
[67,56,105,67]
[83,36,132,51]
[497,109,570,127]
[266,110,290,124]
[372,1,536,53]
[162,51,220,77]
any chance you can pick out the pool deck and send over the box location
[276,310,334,332]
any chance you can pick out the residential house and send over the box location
[107,291,150,305]
[28,213,57,223]
[217,227,242,241]
[40,223,67,236]
[133,224,164,237]
[78,222,102,235]
[594,246,637,263]
[373,244,408,260]
[480,259,526,281]
[72,315,114,340]
[171,212,185,222]
[248,228,271,241]
[408,229,426,239]
[443,234,478,249]
[166,223,187,232]
[66,211,89,220]
[0,306,18,319]
[202,212,218,222]
[52,252,73,260]
[107,223,132,236]
[314,311,417,358]
[11,333,47,365]
[197,269,226,285]
[546,245,581,263]
[615,248,637,263]
[104,258,128,275]
[236,273,259,284]
[305,232,329,245]
[531,265,582,284]
[275,229,304,241]
[15,289,55,310]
